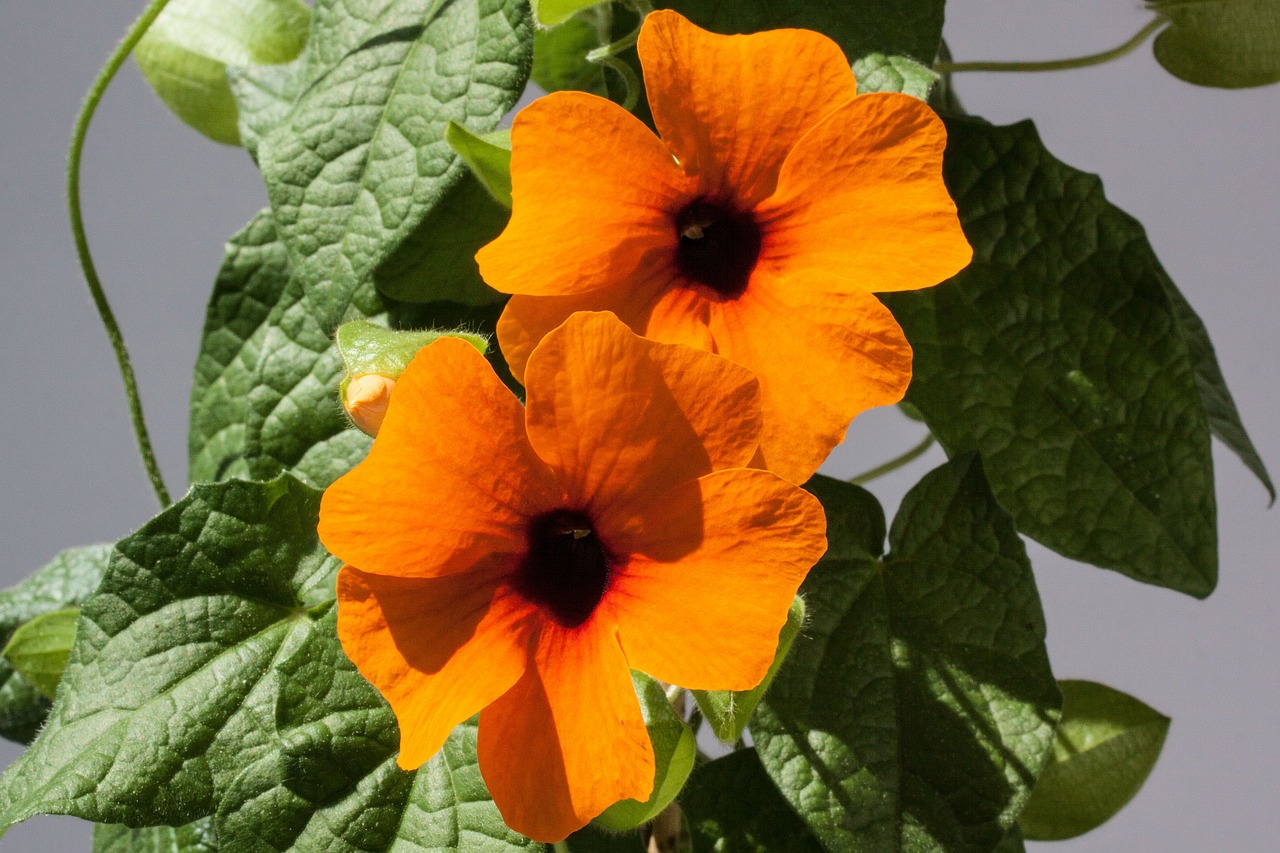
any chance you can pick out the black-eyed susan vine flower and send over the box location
[478,10,972,485]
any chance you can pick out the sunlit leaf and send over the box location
[93,819,216,853]
[852,52,939,99]
[532,0,608,28]
[1,608,79,699]
[446,122,514,208]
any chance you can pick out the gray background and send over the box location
[1,0,1275,849]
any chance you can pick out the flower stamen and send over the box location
[674,199,761,300]
[516,509,613,628]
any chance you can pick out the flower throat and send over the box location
[515,509,612,628]
[675,199,762,299]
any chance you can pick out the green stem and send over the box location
[68,0,174,507]
[934,17,1166,74]
[552,842,571,853]
[850,434,936,486]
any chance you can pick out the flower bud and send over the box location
[343,373,397,436]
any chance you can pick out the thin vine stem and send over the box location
[585,0,653,112]
[850,433,936,486]
[68,0,174,507]
[934,16,1166,74]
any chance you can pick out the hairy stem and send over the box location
[850,433,937,486]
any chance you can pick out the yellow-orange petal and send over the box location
[703,276,914,484]
[478,619,654,842]
[337,563,535,768]
[756,92,972,293]
[319,337,559,578]
[638,9,858,207]
[475,91,694,298]
[523,312,761,526]
[605,468,825,690]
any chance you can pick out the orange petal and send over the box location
[475,91,694,297]
[703,275,914,484]
[478,619,654,842]
[638,10,858,207]
[337,563,535,769]
[756,92,972,293]
[606,469,826,691]
[523,312,760,526]
[319,337,559,578]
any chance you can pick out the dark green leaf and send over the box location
[1150,0,1280,88]
[885,118,1220,597]
[753,456,1060,853]
[566,823,646,853]
[532,16,607,95]
[657,0,945,63]
[1019,680,1170,841]
[216,608,538,852]
[93,819,217,853]
[2,608,79,698]
[0,476,337,832]
[681,749,822,853]
[994,824,1025,852]
[802,474,886,559]
[0,544,110,743]
[851,52,939,99]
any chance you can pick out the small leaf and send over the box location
[2,609,79,699]
[1019,680,1171,841]
[533,17,608,95]
[596,673,696,830]
[681,749,823,853]
[803,474,886,559]
[93,819,217,853]
[752,456,1061,853]
[446,122,514,208]
[852,53,939,99]
[135,0,310,144]
[692,596,804,744]
[1150,0,1280,88]
[337,320,488,380]
[532,0,608,29]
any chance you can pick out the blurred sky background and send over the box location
[0,1,1276,849]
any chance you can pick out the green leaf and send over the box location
[0,476,338,833]
[136,0,310,144]
[752,455,1061,853]
[1162,280,1274,501]
[257,0,532,324]
[1019,680,1171,841]
[994,824,1026,853]
[532,17,608,95]
[93,819,217,853]
[2,609,79,699]
[1150,0,1280,88]
[692,596,804,744]
[596,673,696,831]
[681,749,822,853]
[657,0,946,63]
[227,58,306,162]
[216,608,538,851]
[532,0,608,29]
[447,122,514,208]
[852,52,939,99]
[803,474,886,559]
[566,823,646,852]
[885,117,1221,597]
[0,544,110,744]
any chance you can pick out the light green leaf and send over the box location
[681,749,823,853]
[337,320,488,380]
[93,819,217,853]
[692,596,804,744]
[1150,0,1280,88]
[596,673,696,830]
[752,456,1061,853]
[852,52,939,99]
[136,0,310,144]
[216,608,538,852]
[0,476,338,833]
[226,58,306,162]
[532,0,608,29]
[885,118,1222,597]
[532,16,608,95]
[658,0,946,63]
[0,544,110,744]
[2,609,79,699]
[1019,681,1170,841]
[447,122,514,208]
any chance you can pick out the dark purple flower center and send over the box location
[515,509,613,629]
[675,199,762,299]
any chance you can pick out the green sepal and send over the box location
[1,608,79,699]
[531,0,609,28]
[1019,680,1171,840]
[692,595,804,744]
[135,0,310,145]
[595,672,696,830]
[445,122,514,209]
[1150,0,1280,88]
[851,53,939,99]
[336,320,489,383]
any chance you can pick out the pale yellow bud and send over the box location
[344,373,396,437]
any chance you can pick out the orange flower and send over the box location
[318,312,827,842]
[477,10,971,484]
